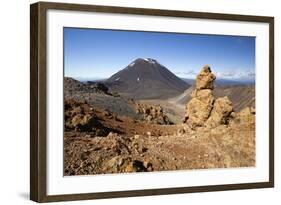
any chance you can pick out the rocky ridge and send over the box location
[64,77,110,95]
[135,103,171,125]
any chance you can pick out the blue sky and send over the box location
[64,27,255,81]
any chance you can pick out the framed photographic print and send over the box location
[30,1,274,202]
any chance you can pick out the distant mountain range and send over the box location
[67,58,255,106]
[104,58,190,99]
[181,78,255,86]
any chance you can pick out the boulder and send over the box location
[232,107,255,126]
[64,98,113,136]
[206,96,233,128]
[185,97,214,127]
[125,160,147,172]
[239,107,255,116]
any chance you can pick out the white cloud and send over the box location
[175,70,198,78]
[175,69,255,81]
[214,70,255,80]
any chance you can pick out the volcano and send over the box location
[105,58,190,99]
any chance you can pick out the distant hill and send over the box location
[64,77,109,94]
[214,85,255,111]
[64,77,86,92]
[170,85,255,111]
[64,77,139,118]
[105,58,190,99]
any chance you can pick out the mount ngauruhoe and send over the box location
[105,58,190,99]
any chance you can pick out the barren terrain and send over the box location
[64,100,255,175]
[64,63,256,175]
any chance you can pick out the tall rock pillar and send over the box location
[184,65,216,127]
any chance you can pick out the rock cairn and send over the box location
[184,65,234,128]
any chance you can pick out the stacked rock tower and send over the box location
[184,65,233,128]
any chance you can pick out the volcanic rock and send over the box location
[125,160,147,172]
[64,77,110,95]
[195,65,216,90]
[184,65,215,127]
[64,99,116,136]
[230,106,255,128]
[184,65,236,128]
[206,96,233,128]
[136,103,171,125]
